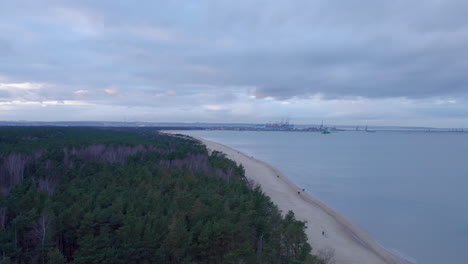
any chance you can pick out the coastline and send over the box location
[164,131,405,264]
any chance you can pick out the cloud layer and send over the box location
[1,0,467,126]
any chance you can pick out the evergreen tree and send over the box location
[0,127,322,263]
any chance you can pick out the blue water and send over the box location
[182,130,468,264]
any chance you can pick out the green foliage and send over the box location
[0,257,11,264]
[0,127,318,263]
[47,248,66,264]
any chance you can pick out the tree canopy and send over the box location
[0,127,323,264]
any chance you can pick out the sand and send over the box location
[164,131,404,264]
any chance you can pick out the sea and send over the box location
[181,130,468,264]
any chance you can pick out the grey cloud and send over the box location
[1,0,468,124]
[0,90,10,99]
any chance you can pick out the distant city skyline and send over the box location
[1,1,468,127]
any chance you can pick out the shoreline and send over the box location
[162,131,404,264]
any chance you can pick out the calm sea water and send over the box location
[182,130,468,264]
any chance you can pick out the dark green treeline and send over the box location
[0,127,323,264]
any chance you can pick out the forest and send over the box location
[0,127,324,264]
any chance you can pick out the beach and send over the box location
[184,134,404,264]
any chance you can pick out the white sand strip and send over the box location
[190,135,404,264]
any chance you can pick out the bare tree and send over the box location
[0,144,169,195]
[0,153,30,194]
[32,213,49,246]
[245,179,260,190]
[31,213,49,264]
[37,176,58,195]
[317,247,336,264]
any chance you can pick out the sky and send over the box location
[1,0,468,127]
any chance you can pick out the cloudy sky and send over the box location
[1,0,467,127]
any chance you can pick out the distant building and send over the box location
[265,120,294,130]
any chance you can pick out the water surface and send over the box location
[182,130,468,264]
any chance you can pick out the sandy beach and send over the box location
[174,133,404,264]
